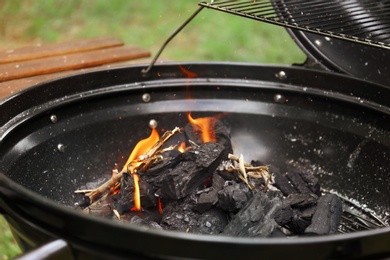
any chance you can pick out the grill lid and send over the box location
[199,0,390,86]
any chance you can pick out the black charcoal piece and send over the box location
[161,195,199,232]
[274,203,293,226]
[286,171,313,194]
[271,166,296,196]
[288,206,316,234]
[114,172,135,214]
[217,182,252,212]
[305,194,342,235]
[195,173,226,213]
[159,143,225,200]
[284,193,318,208]
[299,171,321,196]
[194,208,228,235]
[222,191,283,237]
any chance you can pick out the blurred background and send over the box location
[0,0,306,259]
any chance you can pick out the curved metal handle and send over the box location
[14,239,74,260]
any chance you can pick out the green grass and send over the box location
[0,216,20,260]
[0,0,305,64]
[0,1,306,258]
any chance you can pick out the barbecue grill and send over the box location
[1,1,390,259]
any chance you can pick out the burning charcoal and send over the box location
[113,173,157,214]
[222,191,283,238]
[161,195,199,232]
[159,142,225,200]
[305,194,342,235]
[217,182,252,212]
[271,166,296,196]
[184,119,233,157]
[194,208,228,235]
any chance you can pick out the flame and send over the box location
[178,141,186,153]
[121,128,160,173]
[121,128,160,212]
[187,113,217,143]
[131,173,141,211]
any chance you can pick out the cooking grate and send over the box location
[199,0,390,50]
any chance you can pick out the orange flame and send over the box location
[122,128,160,212]
[178,141,187,153]
[131,173,141,211]
[187,113,217,143]
[121,128,160,173]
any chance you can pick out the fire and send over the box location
[187,113,217,143]
[131,173,141,211]
[178,141,186,153]
[122,128,160,211]
[121,128,160,173]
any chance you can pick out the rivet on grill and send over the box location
[57,143,65,153]
[142,93,151,103]
[149,119,158,129]
[276,71,287,80]
[50,115,58,123]
[274,94,286,103]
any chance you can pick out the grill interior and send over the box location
[199,0,390,50]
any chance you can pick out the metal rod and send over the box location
[141,6,205,74]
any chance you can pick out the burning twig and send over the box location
[75,127,181,203]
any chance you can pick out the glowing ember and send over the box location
[157,196,163,215]
[187,113,217,143]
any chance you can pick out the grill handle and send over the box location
[14,239,73,260]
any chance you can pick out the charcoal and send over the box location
[217,182,252,212]
[222,191,283,237]
[305,194,342,235]
[284,193,318,208]
[159,142,225,200]
[113,173,157,213]
[271,166,296,196]
[129,215,163,231]
[286,171,313,194]
[273,202,293,226]
[295,170,321,196]
[194,208,228,235]
[161,194,199,232]
[288,206,316,234]
[195,173,226,213]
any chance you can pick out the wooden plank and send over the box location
[0,58,163,100]
[0,45,150,82]
[0,38,124,64]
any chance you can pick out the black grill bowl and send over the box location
[0,62,389,259]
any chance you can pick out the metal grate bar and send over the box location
[199,0,390,50]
